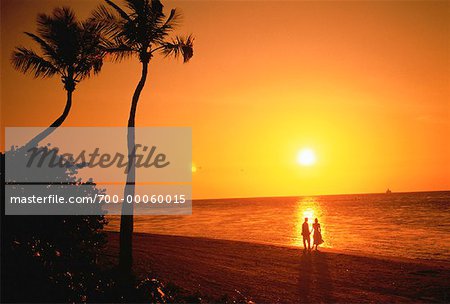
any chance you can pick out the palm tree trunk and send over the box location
[24,89,73,149]
[119,60,149,275]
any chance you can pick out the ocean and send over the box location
[107,191,450,261]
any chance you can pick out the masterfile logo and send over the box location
[4,127,192,215]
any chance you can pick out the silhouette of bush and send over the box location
[1,147,108,302]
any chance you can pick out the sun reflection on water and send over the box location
[292,197,331,248]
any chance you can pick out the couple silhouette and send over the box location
[301,217,323,251]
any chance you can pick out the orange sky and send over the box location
[1,0,449,199]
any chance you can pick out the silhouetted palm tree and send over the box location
[93,0,193,275]
[11,7,105,148]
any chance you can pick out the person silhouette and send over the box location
[312,218,324,251]
[301,217,311,251]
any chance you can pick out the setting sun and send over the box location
[297,148,316,166]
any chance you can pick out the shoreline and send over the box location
[104,232,450,303]
[104,229,450,267]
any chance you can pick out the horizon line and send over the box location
[193,189,450,201]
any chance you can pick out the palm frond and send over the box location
[149,1,172,40]
[150,0,164,18]
[91,4,123,36]
[124,0,147,16]
[36,7,78,43]
[105,0,132,21]
[75,56,104,80]
[160,35,194,63]
[11,47,59,78]
[74,20,107,80]
[53,7,77,24]
[23,32,58,60]
[105,42,136,62]
[164,8,180,29]
[35,7,82,67]
[151,8,180,41]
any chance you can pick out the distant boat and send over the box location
[386,188,392,194]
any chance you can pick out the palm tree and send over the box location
[93,0,193,275]
[11,7,105,148]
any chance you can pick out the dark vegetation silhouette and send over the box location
[11,7,105,148]
[1,147,108,302]
[92,0,194,276]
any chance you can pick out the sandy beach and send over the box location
[104,232,450,303]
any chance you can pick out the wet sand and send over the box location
[104,232,450,303]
